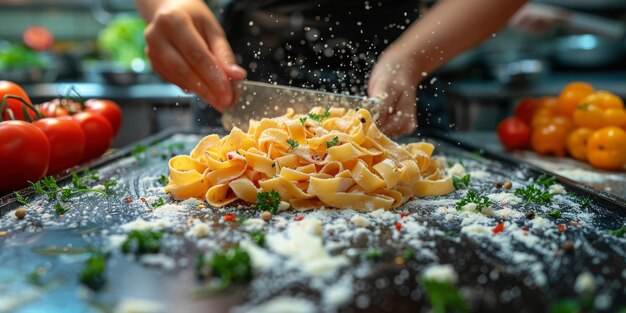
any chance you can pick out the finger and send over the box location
[208,35,247,80]
[159,16,233,107]
[146,39,224,111]
[380,92,417,136]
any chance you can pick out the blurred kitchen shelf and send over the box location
[22,83,190,103]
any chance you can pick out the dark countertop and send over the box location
[449,131,626,201]
[22,83,191,103]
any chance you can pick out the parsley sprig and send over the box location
[455,189,492,212]
[547,210,561,219]
[286,138,299,150]
[308,109,330,122]
[157,175,169,186]
[299,116,307,124]
[536,174,556,189]
[609,226,625,238]
[452,174,471,190]
[151,197,166,208]
[79,251,108,291]
[421,277,469,313]
[121,230,163,256]
[255,190,281,214]
[196,247,253,291]
[515,184,553,205]
[326,136,340,148]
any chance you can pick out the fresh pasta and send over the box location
[165,107,454,211]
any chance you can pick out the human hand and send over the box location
[143,0,246,111]
[368,50,420,136]
[508,3,569,34]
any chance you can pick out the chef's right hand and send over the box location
[143,0,246,111]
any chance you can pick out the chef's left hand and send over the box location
[368,50,420,136]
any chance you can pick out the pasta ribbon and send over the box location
[166,107,454,210]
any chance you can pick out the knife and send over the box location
[221,80,380,131]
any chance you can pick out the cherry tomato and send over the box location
[531,124,569,157]
[566,128,593,161]
[556,82,594,116]
[0,121,50,193]
[580,91,624,110]
[603,108,626,128]
[531,110,553,129]
[23,26,54,51]
[84,99,122,136]
[38,99,70,118]
[497,117,531,150]
[33,117,85,175]
[514,97,539,125]
[72,112,114,162]
[0,81,37,121]
[587,127,626,171]
[537,96,559,113]
[573,104,604,129]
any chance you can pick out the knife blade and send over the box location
[221,80,380,131]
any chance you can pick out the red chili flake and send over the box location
[521,226,529,231]
[558,224,568,232]
[400,212,412,218]
[124,197,132,203]
[569,221,581,227]
[492,222,505,234]
[224,214,236,222]
[294,215,304,221]
[395,222,402,231]
[227,154,234,160]
[140,197,147,203]
[297,179,308,184]
[407,197,414,202]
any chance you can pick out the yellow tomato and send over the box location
[531,124,569,157]
[604,108,626,128]
[556,82,594,116]
[566,128,593,161]
[581,91,624,110]
[587,127,626,171]
[573,103,605,129]
[537,96,559,113]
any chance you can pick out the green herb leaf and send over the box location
[299,116,307,124]
[547,210,561,219]
[452,174,471,190]
[609,226,626,238]
[13,192,28,206]
[79,251,108,291]
[121,230,163,256]
[308,109,331,122]
[286,138,299,150]
[455,189,492,212]
[104,179,118,195]
[515,184,553,205]
[403,249,415,260]
[151,198,166,208]
[157,175,169,186]
[421,278,469,313]
[132,144,148,161]
[326,136,340,148]
[54,203,70,215]
[25,267,45,287]
[209,247,252,284]
[575,195,592,209]
[536,174,557,189]
[255,190,281,214]
[72,173,88,189]
[250,231,266,247]
[365,247,382,261]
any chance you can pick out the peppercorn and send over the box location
[561,241,575,253]
[15,207,27,219]
[503,181,512,189]
[494,181,502,188]
[525,211,535,220]
[261,211,272,222]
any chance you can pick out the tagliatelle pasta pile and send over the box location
[165,107,454,211]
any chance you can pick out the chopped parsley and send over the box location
[452,174,471,190]
[299,116,307,124]
[208,247,253,284]
[536,174,557,189]
[365,247,382,261]
[403,249,415,260]
[13,192,28,206]
[455,189,492,212]
[326,136,340,148]
[26,267,45,287]
[79,251,108,291]
[132,144,148,161]
[609,226,626,238]
[255,190,281,214]
[157,175,169,186]
[547,210,562,219]
[72,172,88,189]
[250,231,266,247]
[421,277,469,313]
[121,230,163,256]
[54,203,70,215]
[30,175,107,203]
[151,197,166,208]
[104,179,117,195]
[515,184,553,205]
[574,195,592,209]
[307,109,331,122]
[286,138,299,150]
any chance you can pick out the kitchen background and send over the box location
[1,0,626,147]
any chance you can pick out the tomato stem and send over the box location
[0,94,43,121]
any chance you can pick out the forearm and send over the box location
[388,0,527,83]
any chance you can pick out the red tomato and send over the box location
[514,97,539,125]
[72,112,114,162]
[23,26,54,51]
[84,99,122,136]
[33,117,85,175]
[0,121,50,193]
[38,99,70,118]
[0,81,37,121]
[497,117,532,150]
